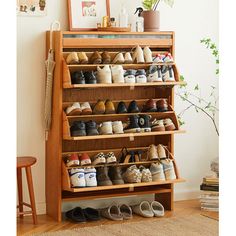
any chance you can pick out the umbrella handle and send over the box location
[50,21,61,50]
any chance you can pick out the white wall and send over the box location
[17,0,218,214]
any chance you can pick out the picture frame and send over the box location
[17,0,47,16]
[67,0,111,31]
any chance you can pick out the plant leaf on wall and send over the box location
[163,0,174,7]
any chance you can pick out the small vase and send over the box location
[141,10,160,32]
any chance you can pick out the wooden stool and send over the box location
[17,156,37,224]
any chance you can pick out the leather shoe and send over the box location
[117,101,127,114]
[84,71,97,84]
[102,51,111,64]
[128,100,140,113]
[93,100,105,114]
[105,100,115,114]
[90,51,102,64]
[71,71,85,84]
[142,99,157,112]
[156,99,168,112]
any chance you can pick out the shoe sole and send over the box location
[92,59,102,64]
[71,131,86,137]
[151,127,165,132]
[67,109,82,116]
[81,109,92,115]
[124,128,141,133]
[165,124,176,131]
[140,128,151,132]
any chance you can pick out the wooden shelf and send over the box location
[63,130,185,141]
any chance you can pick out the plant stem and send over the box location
[153,0,161,10]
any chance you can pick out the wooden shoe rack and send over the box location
[46,31,186,221]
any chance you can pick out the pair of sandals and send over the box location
[66,207,101,222]
[101,203,132,221]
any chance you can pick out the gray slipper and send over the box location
[151,201,165,217]
[119,204,132,220]
[100,204,123,221]
[132,201,154,218]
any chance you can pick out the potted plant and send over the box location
[141,0,174,31]
[39,0,46,11]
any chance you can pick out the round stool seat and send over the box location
[17,156,37,168]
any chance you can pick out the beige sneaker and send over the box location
[80,102,92,115]
[139,165,152,182]
[122,165,142,183]
[157,144,167,159]
[124,52,133,64]
[162,159,176,180]
[151,119,165,132]
[99,121,113,135]
[164,118,176,131]
[97,65,112,83]
[112,121,124,134]
[112,53,125,64]
[66,52,79,64]
[150,163,165,181]
[143,46,153,63]
[66,102,82,116]
[147,144,159,160]
[78,52,88,64]
[111,65,125,83]
[132,46,145,63]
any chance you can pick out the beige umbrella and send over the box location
[44,21,60,140]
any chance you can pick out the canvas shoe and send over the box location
[66,153,80,167]
[150,163,165,181]
[80,153,92,166]
[78,52,88,64]
[81,102,92,115]
[84,71,97,84]
[112,53,125,64]
[108,166,124,185]
[86,121,99,136]
[124,69,136,83]
[138,114,151,132]
[84,167,97,187]
[66,52,79,64]
[156,99,168,112]
[123,115,141,133]
[163,53,174,63]
[90,51,102,64]
[132,45,145,63]
[111,65,125,83]
[66,102,82,116]
[139,165,152,182]
[147,65,163,82]
[162,65,175,82]
[92,152,106,165]
[69,168,86,188]
[164,118,176,131]
[124,52,133,64]
[147,144,159,160]
[97,65,112,83]
[162,159,176,180]
[71,71,85,84]
[151,119,165,132]
[97,166,113,186]
[153,54,164,63]
[93,100,105,114]
[143,46,153,63]
[135,69,147,83]
[122,165,142,183]
[105,100,116,114]
[156,144,167,159]
[99,121,113,135]
[101,51,111,64]
[128,100,140,113]
[106,152,117,164]
[116,101,128,114]
[112,121,124,134]
[70,121,86,137]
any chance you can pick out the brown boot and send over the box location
[105,100,115,114]
[101,51,111,64]
[90,51,102,64]
[97,166,113,186]
[93,100,105,114]
[108,166,124,185]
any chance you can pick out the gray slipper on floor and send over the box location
[100,204,123,221]
[132,201,154,218]
[119,204,132,220]
[151,201,165,217]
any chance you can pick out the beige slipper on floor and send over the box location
[132,201,154,218]
[150,201,165,217]
[119,204,132,220]
[100,204,123,221]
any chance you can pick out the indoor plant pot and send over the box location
[141,10,160,32]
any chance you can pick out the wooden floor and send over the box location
[17,199,218,235]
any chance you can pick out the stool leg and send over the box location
[25,167,37,224]
[17,168,23,218]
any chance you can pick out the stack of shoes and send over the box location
[66,207,101,222]
[151,118,176,132]
[132,201,164,218]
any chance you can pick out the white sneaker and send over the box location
[163,53,174,63]
[162,66,175,82]
[97,65,112,83]
[85,167,97,187]
[112,121,124,134]
[69,168,86,187]
[106,152,117,164]
[132,46,145,63]
[153,54,164,63]
[124,52,133,64]
[150,163,165,181]
[92,152,106,165]
[124,69,136,83]
[135,69,147,83]
[80,102,92,115]
[66,102,82,116]
[147,66,163,82]
[143,46,153,63]
[99,121,113,135]
[162,159,176,180]
[111,65,125,83]
[112,53,125,64]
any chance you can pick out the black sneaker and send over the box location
[138,114,151,132]
[86,121,99,136]
[84,71,97,84]
[71,71,85,84]
[124,115,141,133]
[128,100,140,113]
[116,101,128,114]
[70,121,86,137]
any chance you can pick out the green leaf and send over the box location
[180,75,185,81]
[205,102,211,109]
[216,69,219,75]
[163,0,174,7]
[211,86,216,90]
[194,84,199,90]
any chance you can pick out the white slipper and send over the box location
[132,201,154,218]
[151,201,165,217]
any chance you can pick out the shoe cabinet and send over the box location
[46,31,185,221]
